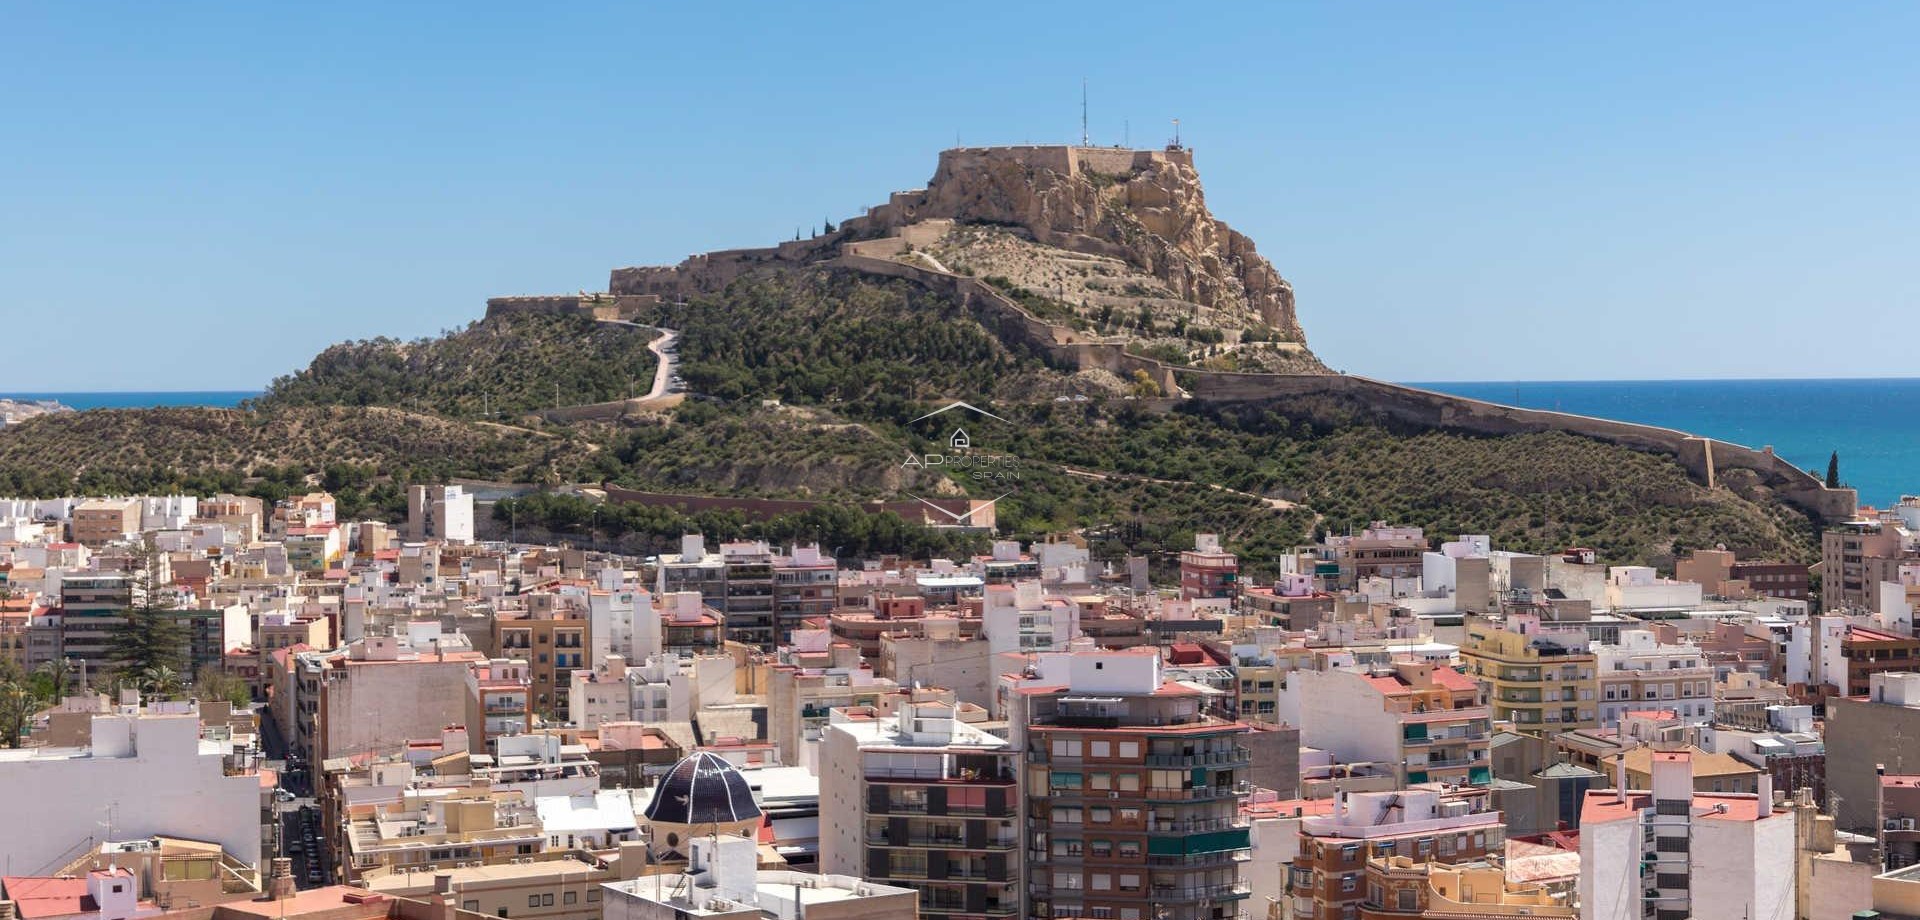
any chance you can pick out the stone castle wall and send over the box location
[485,294,661,322]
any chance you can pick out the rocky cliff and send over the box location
[610,145,1310,352]
[873,146,1305,343]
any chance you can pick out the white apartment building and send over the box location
[981,581,1076,657]
[1578,751,1792,920]
[1595,630,1717,726]
[0,699,262,875]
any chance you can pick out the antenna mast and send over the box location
[1081,79,1089,146]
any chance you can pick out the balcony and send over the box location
[1144,746,1253,768]
[1146,849,1252,868]
[1149,816,1248,835]
[1148,881,1253,902]
[868,832,1019,850]
[1146,782,1253,802]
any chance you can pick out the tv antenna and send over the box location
[1171,118,1182,149]
[1081,78,1089,146]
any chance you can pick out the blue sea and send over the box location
[1,390,256,410]
[1411,379,1918,508]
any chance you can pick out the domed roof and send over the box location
[643,751,761,826]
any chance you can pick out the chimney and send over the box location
[434,874,453,896]
[267,858,296,901]
[1757,771,1773,813]
[1615,754,1628,803]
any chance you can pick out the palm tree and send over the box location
[139,665,182,699]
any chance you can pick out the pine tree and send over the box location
[1826,451,1841,489]
[108,539,188,689]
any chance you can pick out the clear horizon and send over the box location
[7,3,1920,389]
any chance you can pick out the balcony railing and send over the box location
[1149,881,1253,902]
[1145,782,1253,802]
[1148,816,1247,834]
[1143,746,1253,768]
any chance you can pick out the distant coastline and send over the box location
[0,390,256,410]
[1412,378,1918,508]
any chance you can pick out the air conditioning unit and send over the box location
[1109,791,1121,799]
[425,865,437,873]
[1906,819,1918,831]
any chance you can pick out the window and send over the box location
[1089,772,1112,790]
[1091,873,1112,891]
[1055,870,1083,890]
[463,902,479,912]
[1052,739,1083,757]
[1118,808,1141,822]
[1091,807,1112,824]
[1117,773,1141,792]
[1090,740,1111,757]
[1089,839,1112,857]
[586,891,599,903]
[563,892,576,905]
[1118,841,1141,858]
[527,897,540,909]
[1341,874,1358,893]
[1118,873,1141,892]
[1118,741,1140,758]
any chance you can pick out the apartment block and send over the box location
[820,697,1022,919]
[1826,521,1908,612]
[603,834,918,920]
[1578,752,1792,920]
[405,484,475,544]
[71,498,141,548]
[1013,648,1254,920]
[0,699,263,876]
[1826,673,1920,832]
[1286,661,1494,788]
[58,572,134,673]
[465,657,533,753]
[1461,619,1597,735]
[1595,629,1716,726]
[493,607,590,717]
[308,624,485,764]
[1179,533,1240,601]
[1286,788,1506,920]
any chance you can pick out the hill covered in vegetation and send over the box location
[257,312,658,418]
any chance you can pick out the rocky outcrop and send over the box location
[859,146,1306,345]
[607,145,1310,352]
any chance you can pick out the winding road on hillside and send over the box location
[601,320,678,401]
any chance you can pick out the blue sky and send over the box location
[5,2,1918,390]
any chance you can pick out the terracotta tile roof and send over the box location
[2,875,94,919]
[1429,668,1480,692]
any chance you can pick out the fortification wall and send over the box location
[485,294,661,322]
[608,238,832,300]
